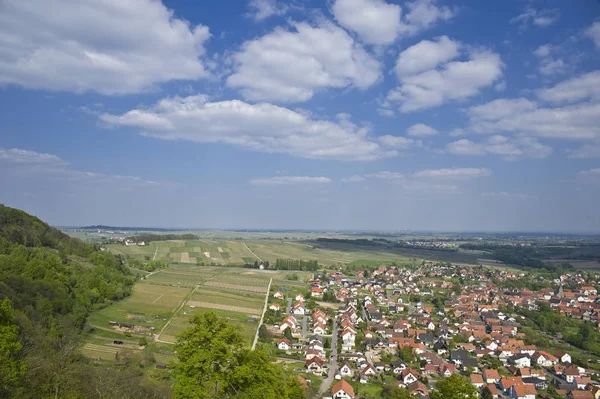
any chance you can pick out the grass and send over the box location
[82,264,275,362]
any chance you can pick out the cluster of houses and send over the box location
[316,264,600,399]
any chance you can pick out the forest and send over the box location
[0,205,169,397]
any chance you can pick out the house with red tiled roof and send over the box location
[332,379,355,399]
[511,383,536,399]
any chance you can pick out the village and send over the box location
[262,263,600,399]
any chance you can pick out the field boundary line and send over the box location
[155,284,200,343]
[243,242,262,262]
[152,246,159,261]
[152,293,165,304]
[252,278,272,350]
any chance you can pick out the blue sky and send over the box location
[1,0,599,232]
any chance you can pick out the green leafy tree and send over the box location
[481,386,493,399]
[0,299,25,394]
[174,311,305,399]
[430,375,478,399]
[381,385,412,399]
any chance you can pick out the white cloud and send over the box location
[567,144,600,159]
[0,0,210,95]
[413,167,491,180]
[248,0,287,21]
[537,71,600,104]
[395,36,460,78]
[0,148,66,167]
[378,135,420,149]
[510,7,559,28]
[399,0,456,36]
[533,44,566,77]
[533,44,553,58]
[468,98,538,121]
[406,123,438,137]
[226,21,381,102]
[250,176,331,185]
[446,136,552,160]
[579,168,600,177]
[586,22,600,48]
[332,0,402,46]
[466,83,600,141]
[539,58,567,76]
[341,175,366,183]
[0,147,160,187]
[481,192,537,200]
[100,95,395,161]
[368,171,404,180]
[384,45,503,112]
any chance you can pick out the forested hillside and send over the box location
[0,205,168,398]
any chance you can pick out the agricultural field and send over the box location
[81,264,311,362]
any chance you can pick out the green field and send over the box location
[82,264,311,361]
[107,238,470,267]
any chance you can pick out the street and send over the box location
[318,316,338,396]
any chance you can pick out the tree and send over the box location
[174,311,305,399]
[381,385,412,399]
[430,375,478,399]
[481,386,493,399]
[0,299,25,394]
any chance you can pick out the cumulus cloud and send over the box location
[413,167,491,180]
[378,135,420,149]
[247,0,288,21]
[537,71,600,104]
[465,82,600,141]
[0,0,210,95]
[406,123,438,137]
[510,7,559,28]
[367,171,405,180]
[533,44,566,76]
[585,21,600,48]
[100,95,395,161]
[383,41,503,113]
[577,168,600,184]
[399,0,456,36]
[332,0,402,46]
[250,176,331,185]
[446,136,552,160]
[226,21,380,102]
[395,36,460,78]
[332,0,454,46]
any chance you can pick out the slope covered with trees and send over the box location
[0,205,167,398]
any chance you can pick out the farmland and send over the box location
[82,264,312,364]
[106,238,472,267]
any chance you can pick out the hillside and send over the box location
[0,204,93,256]
[0,205,168,398]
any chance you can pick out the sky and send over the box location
[0,0,599,232]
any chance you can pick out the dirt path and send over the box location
[152,246,159,261]
[252,278,272,350]
[156,284,199,342]
[243,242,262,262]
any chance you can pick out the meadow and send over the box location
[82,264,311,363]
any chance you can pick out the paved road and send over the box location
[252,278,272,350]
[152,245,159,261]
[361,302,369,322]
[286,297,292,314]
[318,316,338,396]
[302,315,308,338]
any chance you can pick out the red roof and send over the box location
[332,380,355,397]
